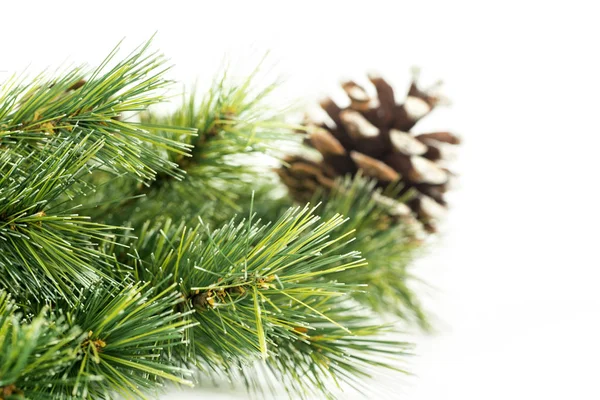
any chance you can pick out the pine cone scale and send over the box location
[350,151,400,182]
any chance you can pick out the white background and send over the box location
[2,1,600,399]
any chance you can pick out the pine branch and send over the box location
[0,136,121,302]
[311,175,431,330]
[143,61,287,178]
[0,39,195,303]
[112,204,362,356]
[100,204,413,397]
[259,307,412,399]
[0,291,82,400]
[203,298,412,399]
[0,40,422,399]
[211,174,431,329]
[5,283,197,400]
[56,282,196,399]
[90,63,298,230]
[0,38,194,182]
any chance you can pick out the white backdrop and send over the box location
[2,1,600,399]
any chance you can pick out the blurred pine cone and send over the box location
[277,72,460,232]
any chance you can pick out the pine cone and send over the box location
[277,72,460,232]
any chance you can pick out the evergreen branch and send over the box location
[0,39,197,303]
[75,64,298,232]
[214,300,413,399]
[103,204,415,397]
[142,60,287,174]
[0,40,426,400]
[1,284,196,399]
[263,307,413,399]
[0,291,83,400]
[0,136,123,302]
[117,204,363,357]
[313,175,431,329]
[0,38,195,182]
[208,173,432,328]
[55,282,196,399]
[107,63,298,226]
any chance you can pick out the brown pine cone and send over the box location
[277,72,460,232]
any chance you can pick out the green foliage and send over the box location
[90,63,297,231]
[0,135,114,301]
[231,175,431,329]
[0,39,194,182]
[0,39,195,303]
[0,39,426,400]
[313,175,430,330]
[59,283,195,399]
[262,307,412,399]
[110,204,400,390]
[0,291,82,400]
[1,283,196,400]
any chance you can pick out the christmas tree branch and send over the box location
[215,173,431,329]
[261,310,412,399]
[0,39,196,303]
[96,64,298,231]
[57,282,196,399]
[0,38,194,181]
[0,136,121,302]
[113,204,363,356]
[0,291,82,400]
[103,204,411,397]
[312,175,431,329]
[0,39,420,399]
[2,282,197,400]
